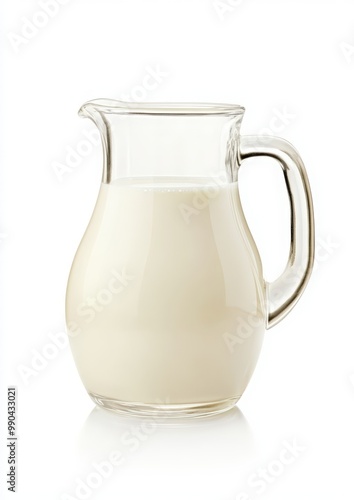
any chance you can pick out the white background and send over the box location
[1,0,354,499]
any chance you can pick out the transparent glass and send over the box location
[66,100,314,417]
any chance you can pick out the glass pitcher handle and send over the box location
[240,136,315,329]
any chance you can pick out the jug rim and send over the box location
[79,99,245,116]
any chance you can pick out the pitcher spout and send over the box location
[78,99,132,118]
[78,99,116,183]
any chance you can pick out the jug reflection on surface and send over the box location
[66,100,314,417]
[79,406,253,468]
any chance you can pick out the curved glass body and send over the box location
[66,100,314,417]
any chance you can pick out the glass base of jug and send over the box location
[89,392,240,418]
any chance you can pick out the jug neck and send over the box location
[79,100,245,184]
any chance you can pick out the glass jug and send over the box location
[66,100,314,417]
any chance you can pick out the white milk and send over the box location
[66,178,266,409]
